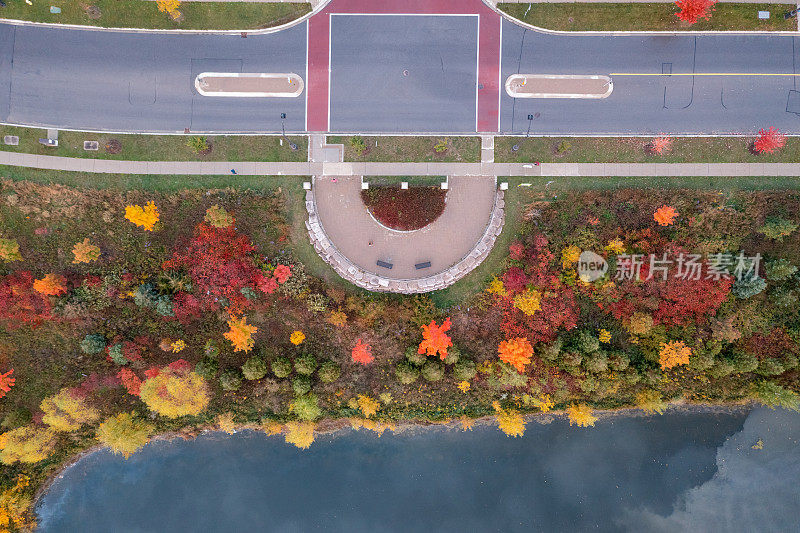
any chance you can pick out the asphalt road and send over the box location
[0,13,799,134]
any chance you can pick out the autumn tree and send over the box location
[224,315,257,352]
[356,395,380,418]
[163,222,260,314]
[72,238,101,264]
[284,421,315,449]
[567,404,597,427]
[41,388,100,432]
[753,127,786,154]
[96,412,153,459]
[675,0,716,24]
[139,365,210,418]
[33,273,67,296]
[493,401,526,437]
[0,369,14,399]
[659,341,691,370]
[125,201,159,231]
[636,389,668,415]
[653,205,679,226]
[417,318,453,360]
[0,426,57,464]
[498,337,534,373]
[0,272,52,329]
[351,339,374,365]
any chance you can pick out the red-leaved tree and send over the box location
[754,127,786,154]
[163,222,260,315]
[675,0,716,24]
[0,271,52,329]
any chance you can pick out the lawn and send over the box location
[0,126,308,162]
[498,3,796,31]
[0,1,310,30]
[326,136,481,163]
[495,136,800,164]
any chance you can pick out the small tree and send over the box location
[421,360,444,382]
[649,136,672,155]
[395,362,420,384]
[294,354,317,376]
[219,369,243,391]
[241,355,267,381]
[318,361,341,383]
[675,0,716,24]
[753,127,786,154]
[96,412,153,459]
[350,136,366,156]
[271,356,293,378]
[292,376,312,396]
[41,389,100,432]
[0,426,57,464]
[289,393,322,421]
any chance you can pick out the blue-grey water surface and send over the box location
[36,408,800,532]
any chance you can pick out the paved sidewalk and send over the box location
[1,150,800,176]
[494,0,791,3]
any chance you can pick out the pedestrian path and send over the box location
[1,150,799,176]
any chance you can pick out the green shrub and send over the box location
[453,360,476,381]
[759,218,798,241]
[756,358,786,376]
[707,360,735,379]
[442,346,460,365]
[621,369,642,385]
[395,362,420,385]
[204,340,220,359]
[560,351,582,368]
[195,357,219,380]
[271,356,293,378]
[242,356,268,381]
[219,369,243,391]
[608,351,630,371]
[290,393,322,421]
[1,407,32,430]
[405,346,427,366]
[294,354,317,376]
[292,376,312,396]
[107,343,126,365]
[732,275,766,299]
[80,333,106,354]
[731,351,759,373]
[490,362,528,389]
[350,135,366,155]
[575,331,600,354]
[306,293,327,313]
[765,259,798,281]
[187,136,209,154]
[752,381,800,411]
[434,139,448,153]
[538,338,562,362]
[583,352,608,374]
[689,350,715,372]
[421,360,444,382]
[556,140,572,154]
[318,361,341,383]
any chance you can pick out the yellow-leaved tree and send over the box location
[72,238,101,264]
[284,421,315,449]
[0,426,57,465]
[224,315,257,352]
[41,389,100,432]
[493,401,526,437]
[567,403,598,427]
[0,238,22,263]
[139,366,210,418]
[124,201,159,231]
[0,475,36,531]
[96,412,153,459]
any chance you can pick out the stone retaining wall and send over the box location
[305,185,505,293]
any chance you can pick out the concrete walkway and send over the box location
[1,150,800,176]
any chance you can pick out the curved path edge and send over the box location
[305,181,505,293]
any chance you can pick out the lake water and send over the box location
[36,408,800,532]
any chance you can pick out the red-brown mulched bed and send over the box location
[361,186,446,231]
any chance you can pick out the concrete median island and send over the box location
[195,73,304,98]
[505,74,613,99]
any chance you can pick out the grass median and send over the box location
[326,136,481,163]
[0,126,307,162]
[0,1,310,30]
[498,3,796,32]
[495,136,800,164]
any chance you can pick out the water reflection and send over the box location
[36,408,798,532]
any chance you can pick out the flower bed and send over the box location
[360,186,446,231]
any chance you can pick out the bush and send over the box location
[350,135,366,155]
[556,140,572,154]
[271,357,292,378]
[187,136,209,154]
[395,362,420,384]
[204,340,220,359]
[405,346,427,366]
[195,357,219,380]
[756,358,786,376]
[490,362,528,389]
[759,218,798,241]
[442,345,460,365]
[732,275,766,299]
[318,361,341,383]
[583,352,609,374]
[306,293,327,313]
[80,333,106,354]
[292,376,312,396]
[434,139,448,153]
[453,359,476,381]
[219,369,243,391]
[752,381,800,411]
[290,393,322,421]
[1,407,31,430]
[575,331,600,354]
[765,259,798,281]
[241,356,267,380]
[608,351,630,371]
[707,360,735,379]
[538,338,562,362]
[294,354,317,376]
[731,351,759,373]
[421,360,444,382]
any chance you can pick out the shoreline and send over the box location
[33,401,754,509]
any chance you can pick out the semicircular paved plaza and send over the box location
[307,175,503,292]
